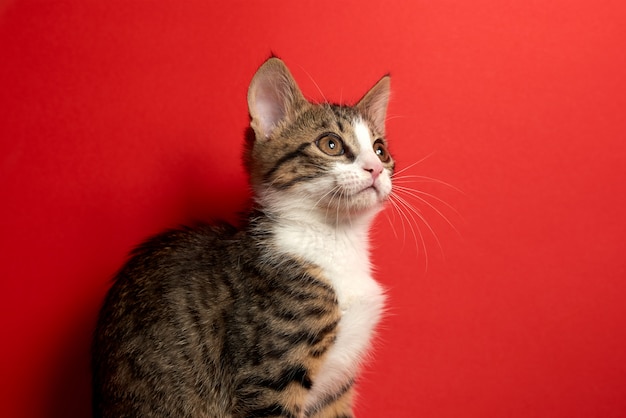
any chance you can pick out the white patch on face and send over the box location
[332,118,393,210]
[353,119,373,154]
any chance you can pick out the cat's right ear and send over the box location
[356,75,391,136]
[248,58,306,140]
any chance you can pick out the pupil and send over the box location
[328,140,335,149]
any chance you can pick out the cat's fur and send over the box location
[92,57,394,418]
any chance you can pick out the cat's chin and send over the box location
[356,185,390,204]
[328,192,388,220]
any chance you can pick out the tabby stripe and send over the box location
[247,259,336,301]
[273,173,326,190]
[263,345,291,360]
[279,319,338,346]
[330,106,349,120]
[271,304,333,322]
[303,304,333,318]
[247,403,296,418]
[278,272,337,298]
[278,284,335,303]
[241,364,312,391]
[263,142,312,182]
[309,340,333,358]
[251,318,335,362]
[305,378,354,416]
[274,285,336,305]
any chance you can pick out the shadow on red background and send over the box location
[48,307,95,418]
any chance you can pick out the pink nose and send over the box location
[364,162,384,181]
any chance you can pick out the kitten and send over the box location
[92,57,394,418]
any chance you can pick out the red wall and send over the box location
[2,1,626,417]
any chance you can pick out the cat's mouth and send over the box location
[351,184,377,200]
[355,183,390,203]
[358,181,388,199]
[322,184,388,218]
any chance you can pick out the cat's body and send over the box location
[92,58,394,418]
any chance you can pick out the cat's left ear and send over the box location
[356,75,391,135]
[248,58,307,140]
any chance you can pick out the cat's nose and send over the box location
[364,163,384,181]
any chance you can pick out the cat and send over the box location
[91,57,394,418]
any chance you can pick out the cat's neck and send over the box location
[271,209,374,259]
[260,201,378,261]
[257,201,382,306]
[255,190,382,236]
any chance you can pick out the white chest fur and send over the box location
[272,218,386,408]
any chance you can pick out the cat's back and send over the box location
[94,221,245,339]
[101,222,242,316]
[92,223,245,417]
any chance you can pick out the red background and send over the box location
[1,1,626,417]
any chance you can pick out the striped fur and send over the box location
[92,58,393,417]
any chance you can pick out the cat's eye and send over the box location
[316,133,345,156]
[373,139,390,162]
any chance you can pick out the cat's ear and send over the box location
[248,58,306,140]
[356,75,391,135]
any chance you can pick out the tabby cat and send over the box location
[92,57,394,418]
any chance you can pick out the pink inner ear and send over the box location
[366,94,389,135]
[248,58,307,139]
[357,77,390,135]
[255,93,285,138]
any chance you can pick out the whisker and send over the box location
[339,188,352,228]
[392,151,436,177]
[311,184,341,212]
[335,188,343,229]
[389,194,428,269]
[298,65,329,104]
[387,196,410,248]
[392,174,464,194]
[392,191,444,260]
[384,114,407,122]
[325,185,343,224]
[382,206,399,240]
[393,185,463,231]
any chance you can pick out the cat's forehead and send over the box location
[313,104,365,129]
[290,103,383,146]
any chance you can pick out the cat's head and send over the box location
[245,57,394,224]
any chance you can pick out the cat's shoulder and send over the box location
[122,221,241,266]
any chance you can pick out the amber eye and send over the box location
[316,133,345,156]
[373,139,390,162]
